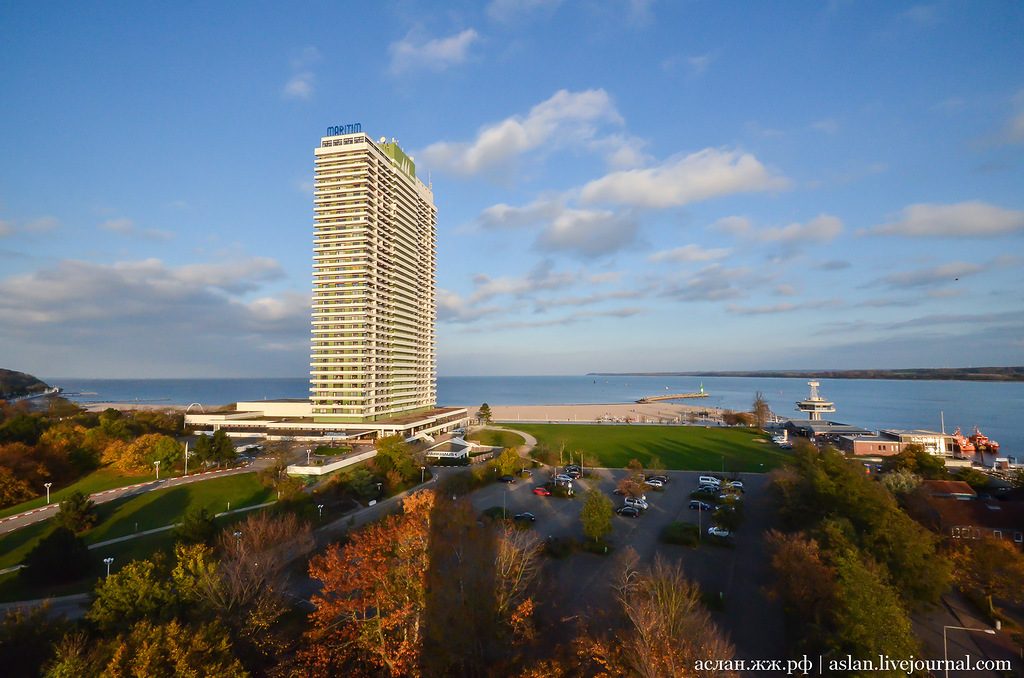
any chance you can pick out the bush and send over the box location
[315,445,353,456]
[481,506,509,522]
[581,537,613,555]
[661,522,700,547]
[171,507,217,545]
[544,536,578,559]
[20,527,93,586]
[54,490,96,533]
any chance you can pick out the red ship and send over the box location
[968,426,1000,454]
[951,428,976,457]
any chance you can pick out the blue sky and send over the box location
[1,1,1022,378]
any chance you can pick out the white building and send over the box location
[310,128,437,422]
[185,126,464,443]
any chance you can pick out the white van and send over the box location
[698,476,721,488]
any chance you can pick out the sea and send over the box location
[48,375,1024,457]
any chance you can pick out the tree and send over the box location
[495,447,521,476]
[193,434,214,464]
[828,549,920,664]
[617,459,646,499]
[955,466,989,491]
[101,620,247,678]
[87,557,178,634]
[889,443,946,478]
[151,435,184,470]
[210,430,236,466]
[752,391,771,430]
[581,488,613,543]
[21,527,93,586]
[374,435,416,482]
[0,466,34,508]
[299,491,433,677]
[712,496,744,533]
[1011,467,1024,488]
[55,490,96,533]
[477,402,493,425]
[765,531,837,631]
[951,536,1024,614]
[42,631,104,678]
[171,507,217,545]
[0,604,68,678]
[588,552,736,678]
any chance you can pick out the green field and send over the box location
[511,424,790,472]
[0,468,158,520]
[466,429,526,448]
[0,473,273,571]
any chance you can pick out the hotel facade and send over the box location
[185,127,465,444]
[311,129,437,422]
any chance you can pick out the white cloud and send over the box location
[535,209,639,259]
[812,118,839,134]
[420,89,623,176]
[100,218,134,234]
[726,299,844,315]
[0,256,289,331]
[282,46,320,100]
[389,29,480,75]
[873,261,984,289]
[283,72,315,100]
[99,218,174,241]
[658,264,760,302]
[648,244,731,264]
[758,214,844,243]
[580,148,789,208]
[25,215,60,233]
[864,201,1024,238]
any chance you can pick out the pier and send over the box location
[636,393,709,403]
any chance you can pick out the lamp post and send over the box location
[154,460,160,480]
[44,482,52,505]
[943,625,996,678]
[184,442,190,476]
[234,531,242,547]
[420,466,425,483]
[306,449,312,465]
[103,557,114,577]
[318,504,324,523]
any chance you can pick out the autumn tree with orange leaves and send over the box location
[299,491,434,678]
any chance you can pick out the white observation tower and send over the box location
[796,381,835,421]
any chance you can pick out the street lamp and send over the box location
[306,449,312,465]
[318,504,324,522]
[234,531,242,547]
[44,482,52,504]
[154,460,160,480]
[420,466,425,483]
[943,625,996,678]
[103,557,114,577]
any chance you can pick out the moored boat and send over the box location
[969,426,1000,454]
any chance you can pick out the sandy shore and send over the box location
[82,403,193,413]
[470,401,725,425]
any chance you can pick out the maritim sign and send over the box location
[326,122,361,136]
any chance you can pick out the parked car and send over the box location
[698,476,722,487]
[565,465,581,472]
[519,469,533,477]
[554,474,573,483]
[624,496,649,510]
[689,500,711,511]
[697,485,719,494]
[649,474,670,484]
[498,475,516,483]
[533,486,551,496]
[722,481,744,493]
[644,478,664,488]
[707,526,731,537]
[616,506,641,518]
[513,512,536,522]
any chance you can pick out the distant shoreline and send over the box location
[588,367,1024,383]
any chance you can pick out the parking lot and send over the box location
[470,467,786,664]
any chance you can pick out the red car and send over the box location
[532,486,551,496]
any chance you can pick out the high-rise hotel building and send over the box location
[310,127,437,422]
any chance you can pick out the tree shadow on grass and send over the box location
[88,488,191,542]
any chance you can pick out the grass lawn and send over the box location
[0,473,273,571]
[466,429,526,448]
[513,423,791,472]
[0,508,268,603]
[0,468,157,520]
